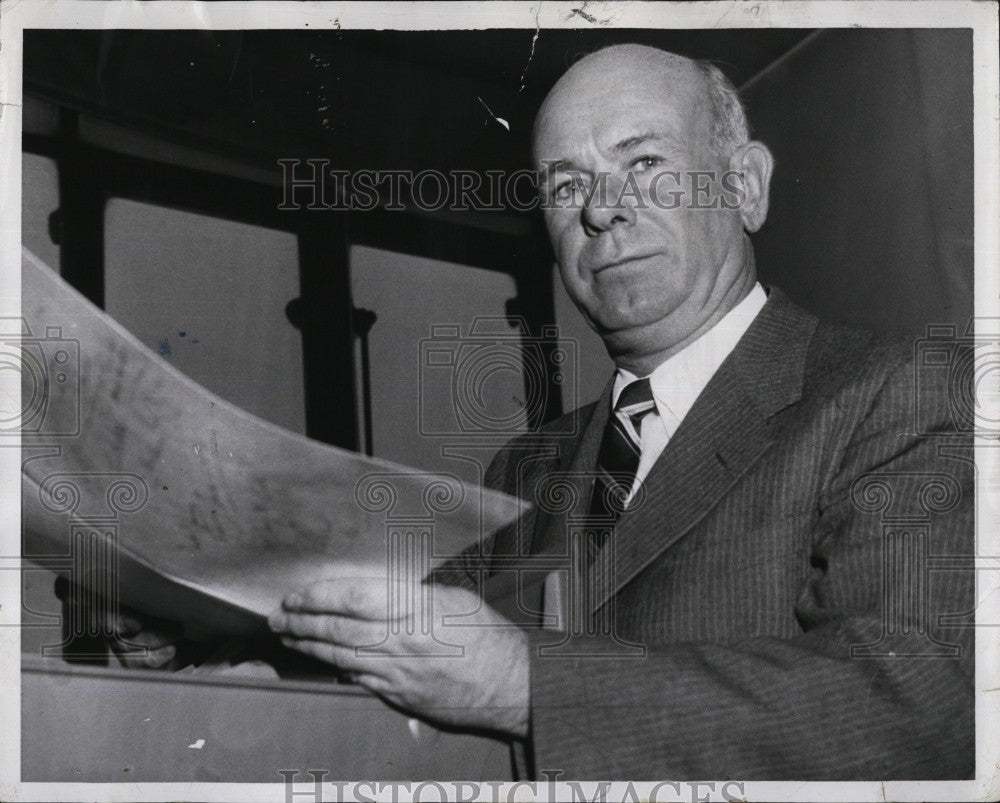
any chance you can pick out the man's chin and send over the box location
[593,316,663,354]
[589,307,692,363]
[588,303,673,339]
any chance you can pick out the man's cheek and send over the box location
[549,210,580,238]
[555,234,583,273]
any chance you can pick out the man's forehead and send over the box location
[533,91,703,166]
[532,50,709,160]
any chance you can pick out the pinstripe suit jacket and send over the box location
[438,287,975,780]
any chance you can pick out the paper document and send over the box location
[17,248,525,635]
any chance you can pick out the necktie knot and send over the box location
[615,378,656,426]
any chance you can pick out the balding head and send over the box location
[534,45,750,163]
[532,43,774,374]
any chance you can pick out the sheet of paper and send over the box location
[18,248,525,633]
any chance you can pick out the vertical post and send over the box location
[56,109,106,308]
[296,213,360,450]
[508,231,563,428]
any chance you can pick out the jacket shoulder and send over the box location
[807,320,909,379]
[776,289,914,402]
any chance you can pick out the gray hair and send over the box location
[694,60,751,158]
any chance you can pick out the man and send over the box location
[148,44,976,779]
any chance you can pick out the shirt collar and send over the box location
[612,283,768,430]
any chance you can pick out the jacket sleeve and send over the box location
[525,350,976,780]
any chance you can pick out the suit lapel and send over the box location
[591,289,819,611]
[530,377,613,558]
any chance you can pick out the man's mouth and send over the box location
[594,253,658,274]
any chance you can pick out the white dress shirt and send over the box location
[612,283,768,504]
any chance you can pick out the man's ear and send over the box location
[728,141,774,233]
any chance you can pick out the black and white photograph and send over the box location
[2,2,998,801]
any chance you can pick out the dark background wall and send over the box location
[745,28,973,334]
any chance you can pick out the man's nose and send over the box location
[581,176,637,235]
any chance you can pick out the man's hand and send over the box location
[106,607,184,670]
[268,576,530,738]
[54,578,184,669]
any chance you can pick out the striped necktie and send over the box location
[588,377,657,522]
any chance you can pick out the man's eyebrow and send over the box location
[611,131,679,153]
[537,158,583,176]
[536,132,680,175]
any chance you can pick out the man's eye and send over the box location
[630,155,663,173]
[553,177,582,200]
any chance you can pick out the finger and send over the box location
[268,611,389,647]
[117,628,179,651]
[113,642,177,670]
[279,636,391,679]
[283,576,393,619]
[350,672,393,695]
